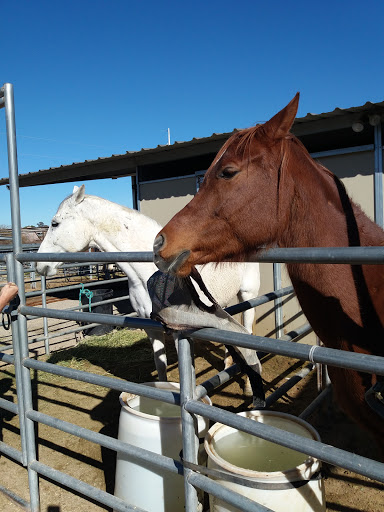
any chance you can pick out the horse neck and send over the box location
[82,196,160,285]
[277,143,384,352]
[278,141,383,250]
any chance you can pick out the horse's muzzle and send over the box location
[36,262,58,277]
[153,234,165,254]
[153,250,191,274]
[153,234,192,274]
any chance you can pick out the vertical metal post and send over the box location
[177,336,200,511]
[4,82,41,512]
[30,262,36,289]
[374,122,383,228]
[40,275,50,354]
[273,263,283,338]
[88,248,92,281]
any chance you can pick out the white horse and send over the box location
[37,185,261,382]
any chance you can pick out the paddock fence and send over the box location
[0,257,131,358]
[1,82,384,512]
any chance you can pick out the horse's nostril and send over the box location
[153,234,165,253]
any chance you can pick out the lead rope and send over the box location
[2,310,11,330]
[2,295,20,330]
[79,284,94,312]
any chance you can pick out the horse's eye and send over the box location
[51,220,59,228]
[218,168,240,180]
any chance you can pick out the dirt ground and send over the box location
[0,330,383,512]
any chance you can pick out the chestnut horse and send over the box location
[154,93,384,452]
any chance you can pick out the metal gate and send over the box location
[1,82,384,512]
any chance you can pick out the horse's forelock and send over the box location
[212,125,264,168]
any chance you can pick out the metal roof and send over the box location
[1,99,384,188]
[294,100,384,124]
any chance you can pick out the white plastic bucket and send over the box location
[205,410,326,512]
[114,382,211,512]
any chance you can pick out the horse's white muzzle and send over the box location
[36,262,59,277]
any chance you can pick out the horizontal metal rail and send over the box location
[186,400,384,483]
[196,324,312,399]
[30,460,146,512]
[299,386,333,420]
[278,323,312,341]
[61,261,112,269]
[27,409,182,475]
[188,472,274,512]
[20,306,161,331]
[191,327,384,376]
[26,319,124,345]
[265,364,314,408]
[25,275,128,297]
[18,251,155,263]
[25,313,137,345]
[0,352,15,364]
[0,483,30,510]
[20,305,383,377]
[0,396,19,415]
[25,295,132,321]
[196,364,242,398]
[254,246,384,264]
[226,285,294,315]
[23,358,181,405]
[0,442,23,465]
[17,246,384,264]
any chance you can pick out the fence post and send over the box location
[4,82,41,512]
[30,261,36,289]
[273,263,283,338]
[177,335,200,511]
[40,274,50,354]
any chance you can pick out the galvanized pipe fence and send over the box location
[0,256,131,355]
[1,82,384,511]
[3,249,384,511]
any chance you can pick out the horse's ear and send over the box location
[262,93,299,141]
[73,184,85,204]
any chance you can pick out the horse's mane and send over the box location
[288,134,335,180]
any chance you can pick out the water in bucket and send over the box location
[205,411,326,512]
[130,395,181,417]
[214,429,308,472]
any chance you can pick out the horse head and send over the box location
[154,94,300,276]
[36,185,93,276]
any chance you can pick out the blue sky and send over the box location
[1,1,384,226]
